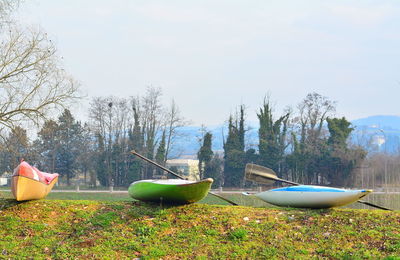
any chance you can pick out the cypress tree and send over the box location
[198,132,213,179]
[238,105,245,151]
[223,106,246,187]
[257,98,289,176]
[127,106,143,182]
[155,130,166,177]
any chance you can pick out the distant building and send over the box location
[0,172,11,186]
[0,178,8,186]
[166,159,200,180]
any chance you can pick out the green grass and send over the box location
[0,198,399,259]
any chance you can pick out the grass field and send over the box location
[1,189,400,258]
[0,198,399,259]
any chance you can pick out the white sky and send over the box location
[17,0,400,126]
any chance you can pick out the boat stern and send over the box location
[359,189,373,199]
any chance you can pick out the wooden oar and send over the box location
[245,163,392,211]
[130,150,238,206]
[245,163,300,185]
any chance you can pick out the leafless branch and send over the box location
[0,26,80,134]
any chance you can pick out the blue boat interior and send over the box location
[272,186,347,192]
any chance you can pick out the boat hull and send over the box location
[128,178,213,204]
[11,175,58,201]
[256,185,372,209]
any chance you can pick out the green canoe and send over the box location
[128,178,213,204]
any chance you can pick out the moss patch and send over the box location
[0,199,399,259]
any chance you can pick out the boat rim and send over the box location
[131,178,213,185]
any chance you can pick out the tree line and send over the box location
[199,93,367,188]
[0,89,374,188]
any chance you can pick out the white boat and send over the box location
[256,185,372,209]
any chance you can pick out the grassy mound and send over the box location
[0,199,399,259]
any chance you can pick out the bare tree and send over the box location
[164,99,188,160]
[88,89,188,182]
[141,87,163,149]
[111,98,131,186]
[0,6,80,136]
[289,92,336,184]
[0,27,79,133]
[129,88,188,176]
[89,96,135,186]
[89,97,112,186]
[297,92,336,141]
[139,87,164,178]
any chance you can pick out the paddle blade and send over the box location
[244,163,277,185]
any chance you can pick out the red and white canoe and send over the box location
[11,161,59,201]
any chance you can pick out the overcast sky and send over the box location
[18,0,400,126]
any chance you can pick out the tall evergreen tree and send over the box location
[35,120,59,173]
[257,98,289,176]
[75,123,95,186]
[126,105,143,184]
[198,132,213,180]
[56,109,84,186]
[0,126,31,173]
[223,106,246,187]
[130,105,143,151]
[207,153,224,188]
[155,130,166,177]
[238,105,245,151]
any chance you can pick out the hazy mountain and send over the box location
[350,115,400,154]
[351,115,400,130]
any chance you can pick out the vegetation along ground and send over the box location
[0,195,399,259]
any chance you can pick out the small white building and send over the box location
[166,159,200,180]
[0,177,7,186]
[0,172,11,186]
